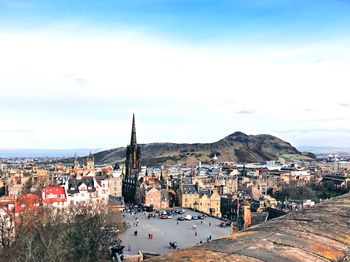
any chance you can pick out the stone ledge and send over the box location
[147,193,350,262]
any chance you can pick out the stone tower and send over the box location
[86,150,95,171]
[122,114,141,202]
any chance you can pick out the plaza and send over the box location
[121,209,232,255]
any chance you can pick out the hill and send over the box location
[87,131,306,166]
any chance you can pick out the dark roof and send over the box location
[182,177,192,184]
[113,163,120,171]
[181,184,196,194]
[67,177,96,194]
[321,176,347,185]
[199,188,211,198]
[149,192,350,262]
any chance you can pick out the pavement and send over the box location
[121,209,232,255]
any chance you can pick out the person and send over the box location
[134,230,138,236]
[209,235,212,240]
[127,245,131,252]
[177,221,179,225]
[195,231,197,236]
[201,221,203,224]
[209,222,211,226]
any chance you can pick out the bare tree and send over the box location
[0,204,125,262]
[0,211,15,249]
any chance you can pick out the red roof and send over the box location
[43,186,66,203]
[15,194,41,213]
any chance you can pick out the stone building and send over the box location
[108,163,123,197]
[178,184,221,217]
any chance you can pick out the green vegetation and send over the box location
[278,154,313,162]
[272,182,350,202]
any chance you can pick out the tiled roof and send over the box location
[181,184,196,194]
[43,186,66,203]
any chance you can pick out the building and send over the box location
[178,184,221,217]
[65,176,109,206]
[178,184,197,209]
[108,163,123,197]
[42,186,67,208]
[196,188,221,217]
[122,114,141,202]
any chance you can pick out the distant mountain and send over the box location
[298,146,350,158]
[83,132,304,166]
[0,149,104,158]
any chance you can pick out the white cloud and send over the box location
[0,27,350,148]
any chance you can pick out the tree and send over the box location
[0,210,15,249]
[0,204,125,262]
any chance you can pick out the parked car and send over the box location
[191,215,198,220]
[177,209,185,214]
[167,210,175,216]
[198,215,206,219]
[160,215,168,219]
[184,215,192,220]
[177,217,185,221]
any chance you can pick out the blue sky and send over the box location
[0,0,350,149]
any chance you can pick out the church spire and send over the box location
[130,113,137,145]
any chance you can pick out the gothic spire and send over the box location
[130,113,137,145]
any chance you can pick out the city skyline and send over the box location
[1,0,350,149]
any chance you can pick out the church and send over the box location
[122,114,141,202]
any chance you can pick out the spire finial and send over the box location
[130,113,137,145]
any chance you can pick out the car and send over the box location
[177,209,185,214]
[160,215,168,219]
[191,215,198,220]
[167,215,173,219]
[177,217,185,221]
[198,215,205,220]
[184,215,192,220]
[167,210,175,216]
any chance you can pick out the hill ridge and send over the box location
[89,131,302,166]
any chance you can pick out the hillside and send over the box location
[87,131,305,166]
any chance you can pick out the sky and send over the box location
[0,0,350,149]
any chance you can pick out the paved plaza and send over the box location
[121,209,232,255]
